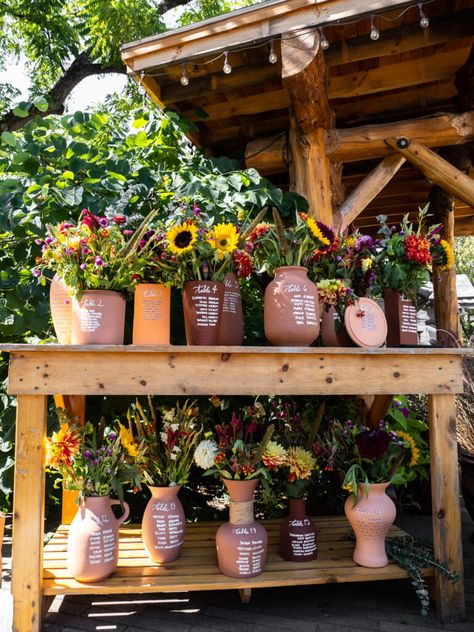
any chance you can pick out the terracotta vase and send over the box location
[344,482,396,568]
[279,498,317,562]
[320,305,353,347]
[216,479,267,578]
[218,272,244,345]
[132,283,171,344]
[67,496,129,582]
[182,280,225,345]
[71,290,126,345]
[49,275,72,343]
[264,266,320,346]
[383,289,418,347]
[142,485,185,564]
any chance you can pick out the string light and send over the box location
[223,51,232,74]
[268,40,278,64]
[180,63,190,86]
[418,3,429,28]
[319,27,330,50]
[369,15,380,41]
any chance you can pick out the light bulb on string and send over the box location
[319,27,329,50]
[180,64,190,86]
[268,40,278,64]
[418,3,429,28]
[223,51,232,74]
[138,71,147,107]
[369,15,380,41]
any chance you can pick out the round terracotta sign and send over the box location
[344,298,387,348]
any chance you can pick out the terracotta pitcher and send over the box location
[344,482,396,568]
[72,290,126,344]
[142,485,185,564]
[279,498,317,562]
[218,272,244,345]
[216,479,267,578]
[132,283,171,344]
[264,267,320,346]
[182,280,225,345]
[49,275,72,344]
[67,496,129,582]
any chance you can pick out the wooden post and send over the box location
[11,394,48,632]
[428,394,465,622]
[281,30,342,225]
[53,395,86,524]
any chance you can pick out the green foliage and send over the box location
[180,0,260,26]
[455,236,474,283]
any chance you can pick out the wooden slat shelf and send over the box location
[42,516,433,596]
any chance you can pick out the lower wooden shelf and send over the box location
[43,515,433,596]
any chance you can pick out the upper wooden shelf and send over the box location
[1,345,469,396]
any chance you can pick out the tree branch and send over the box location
[0,52,126,132]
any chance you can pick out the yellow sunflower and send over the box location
[207,223,239,259]
[439,239,455,271]
[306,217,330,246]
[345,235,357,248]
[396,430,420,467]
[166,222,198,255]
[119,423,139,458]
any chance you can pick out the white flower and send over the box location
[170,423,179,432]
[170,453,177,460]
[160,431,168,443]
[163,409,175,422]
[194,439,218,470]
[172,445,181,453]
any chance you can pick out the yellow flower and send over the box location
[346,235,357,248]
[119,423,139,458]
[262,440,287,470]
[286,446,316,481]
[439,239,454,271]
[207,223,239,259]
[45,423,81,469]
[237,208,245,222]
[361,257,373,273]
[166,222,198,255]
[396,430,419,467]
[306,218,330,245]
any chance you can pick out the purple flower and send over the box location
[138,238,147,249]
[32,268,40,277]
[82,247,89,255]
[35,239,42,245]
[80,263,87,270]
[42,245,47,253]
[98,217,109,228]
[108,432,116,441]
[193,202,201,216]
[354,235,374,252]
[95,257,103,267]
[400,407,410,419]
[45,237,53,245]
[355,429,391,459]
[83,450,93,459]
[346,420,354,428]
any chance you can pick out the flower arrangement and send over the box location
[33,208,158,298]
[376,205,454,300]
[126,397,201,487]
[194,402,274,481]
[247,208,335,274]
[45,410,140,501]
[316,278,356,327]
[315,418,419,504]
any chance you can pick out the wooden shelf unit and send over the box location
[1,344,469,631]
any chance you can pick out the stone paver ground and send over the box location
[2,510,473,632]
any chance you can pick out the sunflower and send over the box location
[396,430,420,467]
[438,239,455,271]
[119,423,139,458]
[166,222,198,255]
[207,223,239,259]
[306,217,331,246]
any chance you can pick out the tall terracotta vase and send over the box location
[383,289,418,347]
[344,482,396,568]
[264,266,320,346]
[132,283,171,344]
[72,289,126,344]
[142,485,185,564]
[50,275,72,343]
[182,280,225,345]
[218,272,244,345]
[279,498,317,561]
[216,479,267,578]
[67,496,129,582]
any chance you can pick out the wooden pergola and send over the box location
[121,0,474,345]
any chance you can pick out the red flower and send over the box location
[404,235,432,265]
[79,209,100,230]
[113,215,127,224]
[233,250,253,277]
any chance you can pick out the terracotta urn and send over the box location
[142,485,186,564]
[344,482,396,568]
[71,289,126,344]
[216,479,268,578]
[218,272,244,345]
[132,283,171,344]
[49,274,72,344]
[383,289,418,347]
[279,498,317,562]
[182,280,225,345]
[67,496,129,582]
[264,266,320,346]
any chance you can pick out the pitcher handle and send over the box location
[109,499,130,525]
